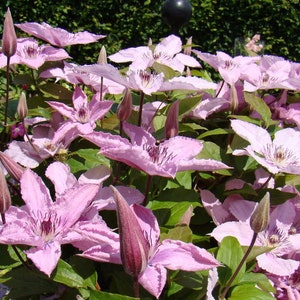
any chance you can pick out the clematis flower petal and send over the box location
[25,241,61,276]
[15,22,105,47]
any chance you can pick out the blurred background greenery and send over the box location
[1,0,300,64]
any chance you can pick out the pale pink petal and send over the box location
[200,189,232,225]
[54,183,99,228]
[231,119,272,153]
[45,161,77,196]
[257,253,299,276]
[152,239,220,271]
[92,186,144,210]
[16,22,105,47]
[211,221,258,246]
[138,264,167,299]
[25,240,61,276]
[20,169,52,218]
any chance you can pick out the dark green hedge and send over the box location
[1,0,300,63]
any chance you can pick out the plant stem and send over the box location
[219,231,258,299]
[138,92,145,127]
[143,174,152,206]
[133,276,140,298]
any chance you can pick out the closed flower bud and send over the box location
[111,185,149,278]
[2,8,17,58]
[0,151,24,181]
[184,36,193,56]
[117,88,132,122]
[165,100,179,139]
[17,92,28,120]
[250,192,270,233]
[0,168,11,214]
[97,46,107,64]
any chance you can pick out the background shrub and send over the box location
[1,0,300,63]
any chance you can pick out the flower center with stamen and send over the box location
[262,144,299,168]
[143,143,175,165]
[36,213,59,242]
[137,70,161,89]
[23,45,39,58]
[76,105,89,123]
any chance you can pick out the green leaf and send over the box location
[152,61,176,79]
[244,92,272,127]
[68,148,111,173]
[0,266,57,298]
[240,272,276,293]
[51,259,85,288]
[178,95,202,117]
[229,284,275,300]
[39,82,73,100]
[148,188,200,226]
[198,128,231,139]
[89,290,138,299]
[217,236,245,286]
[160,225,193,243]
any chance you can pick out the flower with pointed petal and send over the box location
[82,186,220,298]
[47,86,113,145]
[0,166,103,276]
[83,121,230,178]
[0,38,70,69]
[109,34,200,73]
[211,200,300,276]
[231,119,300,175]
[15,22,105,47]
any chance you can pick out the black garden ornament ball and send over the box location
[161,0,192,35]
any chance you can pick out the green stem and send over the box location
[219,232,258,299]
[143,174,152,206]
[138,92,145,127]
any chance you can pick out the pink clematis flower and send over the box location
[15,22,105,47]
[47,86,113,145]
[77,63,216,96]
[0,38,70,69]
[192,50,260,85]
[83,121,230,178]
[82,186,220,298]
[211,200,300,277]
[40,61,125,94]
[242,55,297,92]
[109,34,200,73]
[231,119,300,175]
[0,166,114,276]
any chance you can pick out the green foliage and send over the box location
[1,0,300,63]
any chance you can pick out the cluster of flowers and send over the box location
[0,7,300,300]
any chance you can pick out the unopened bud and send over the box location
[184,36,193,56]
[97,46,107,64]
[250,192,270,233]
[117,88,132,122]
[17,92,28,119]
[148,38,152,47]
[0,168,11,214]
[165,100,179,139]
[0,151,24,181]
[2,8,17,58]
[111,185,149,277]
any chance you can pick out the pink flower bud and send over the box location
[184,36,193,56]
[165,100,179,139]
[250,192,270,233]
[97,46,107,64]
[17,92,28,120]
[117,88,132,122]
[0,151,24,181]
[2,8,17,58]
[0,168,11,214]
[111,185,149,278]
